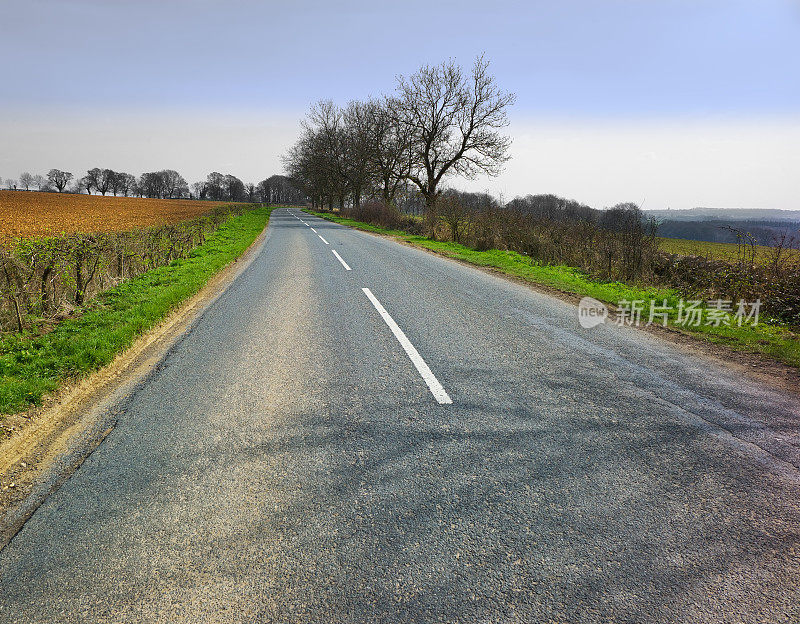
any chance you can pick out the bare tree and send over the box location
[283,129,340,208]
[257,174,305,205]
[305,101,350,208]
[162,170,188,198]
[19,172,33,190]
[47,169,73,193]
[393,56,515,208]
[138,172,164,198]
[204,172,226,200]
[340,100,377,209]
[31,174,45,190]
[223,174,245,202]
[191,181,207,200]
[85,168,115,195]
[370,99,412,205]
[111,172,136,196]
[78,175,94,195]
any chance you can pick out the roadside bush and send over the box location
[340,201,422,234]
[0,204,251,334]
[324,194,800,329]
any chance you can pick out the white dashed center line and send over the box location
[361,288,452,405]
[317,234,329,244]
[331,250,351,271]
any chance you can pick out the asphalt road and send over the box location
[1,208,799,623]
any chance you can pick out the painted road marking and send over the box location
[310,227,317,233]
[318,234,329,244]
[361,288,452,405]
[331,249,351,271]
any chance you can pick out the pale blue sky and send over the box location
[2,0,799,209]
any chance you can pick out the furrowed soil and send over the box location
[0,190,247,242]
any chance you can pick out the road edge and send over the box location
[305,209,800,398]
[0,209,276,552]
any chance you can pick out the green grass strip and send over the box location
[0,206,273,416]
[306,209,800,368]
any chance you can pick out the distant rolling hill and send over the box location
[644,207,800,221]
[642,208,800,246]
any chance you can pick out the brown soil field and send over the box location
[0,191,248,243]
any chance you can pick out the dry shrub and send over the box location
[333,193,800,328]
[0,205,249,333]
[342,201,422,234]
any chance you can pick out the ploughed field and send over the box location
[0,191,246,243]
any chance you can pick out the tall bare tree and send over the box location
[341,100,377,209]
[370,99,412,205]
[19,172,33,190]
[393,56,515,208]
[305,101,350,208]
[282,133,336,208]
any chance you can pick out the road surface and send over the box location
[1,208,799,623]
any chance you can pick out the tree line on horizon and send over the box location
[283,55,516,211]
[1,169,305,205]
[282,55,799,327]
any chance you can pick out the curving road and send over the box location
[1,208,799,623]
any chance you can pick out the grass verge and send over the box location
[0,206,273,415]
[306,209,800,368]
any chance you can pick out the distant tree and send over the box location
[47,169,73,193]
[138,172,163,198]
[304,101,350,208]
[31,174,45,190]
[506,194,597,223]
[111,172,136,196]
[436,192,472,244]
[191,181,207,200]
[97,169,115,195]
[84,169,100,194]
[5,179,17,190]
[77,175,94,195]
[282,128,341,208]
[19,172,33,190]
[223,174,246,202]
[85,168,115,195]
[204,172,226,200]
[257,174,305,205]
[599,203,657,280]
[392,56,515,208]
[161,170,188,199]
[256,179,269,203]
